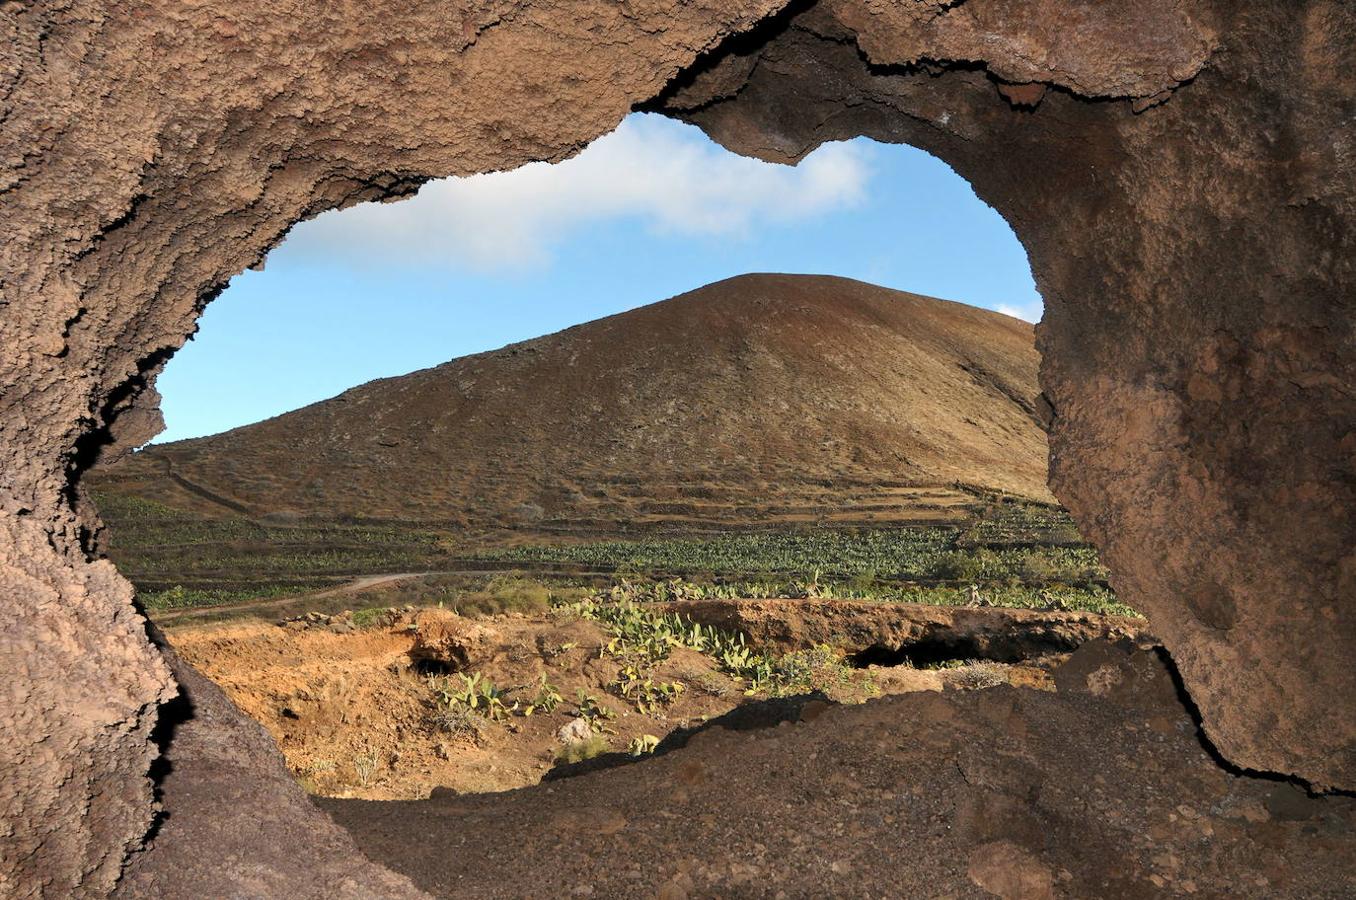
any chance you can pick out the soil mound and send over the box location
[92,274,1049,532]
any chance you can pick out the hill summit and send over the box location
[93,274,1051,533]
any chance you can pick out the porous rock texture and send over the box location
[658,0,1356,787]
[0,0,1352,896]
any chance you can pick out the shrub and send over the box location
[933,549,997,582]
[951,661,1009,690]
[556,735,611,764]
[454,577,551,617]
[352,752,379,787]
[431,705,484,742]
[768,644,853,695]
[350,606,391,629]
[1018,553,1059,582]
[848,570,881,593]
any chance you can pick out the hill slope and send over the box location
[92,274,1051,533]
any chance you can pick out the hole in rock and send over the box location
[409,657,455,677]
[850,638,988,668]
[848,627,1086,669]
[89,112,1143,805]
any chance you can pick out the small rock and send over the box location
[967,841,1055,900]
[557,717,592,745]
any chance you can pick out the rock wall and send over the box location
[660,0,1354,788]
[112,631,428,899]
[0,0,1351,895]
[0,2,784,894]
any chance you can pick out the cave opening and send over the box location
[8,2,1353,895]
[846,629,1082,669]
[80,109,1116,809]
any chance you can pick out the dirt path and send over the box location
[153,571,441,624]
[161,456,256,516]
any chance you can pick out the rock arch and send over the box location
[1,0,1351,895]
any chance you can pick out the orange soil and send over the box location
[169,606,1053,800]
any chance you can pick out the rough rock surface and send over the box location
[408,613,500,674]
[661,0,1354,787]
[1,2,785,893]
[322,644,1356,898]
[667,598,1149,660]
[1,0,1353,894]
[113,630,427,899]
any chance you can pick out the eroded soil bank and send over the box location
[170,600,1143,800]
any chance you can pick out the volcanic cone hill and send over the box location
[91,274,1052,534]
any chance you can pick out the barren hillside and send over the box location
[92,274,1050,532]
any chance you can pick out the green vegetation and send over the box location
[556,735,611,765]
[430,672,513,722]
[525,674,564,716]
[139,583,305,611]
[93,489,450,594]
[464,527,1108,587]
[350,606,391,629]
[98,488,1133,618]
[611,664,685,714]
[430,704,484,742]
[956,499,1083,548]
[450,576,552,617]
[573,576,1133,617]
[764,643,868,697]
[566,596,868,699]
[574,691,619,734]
[426,672,560,740]
[471,529,958,579]
[574,595,724,662]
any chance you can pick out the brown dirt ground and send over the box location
[168,605,1074,800]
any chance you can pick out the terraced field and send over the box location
[94,488,1129,618]
[88,276,1121,620]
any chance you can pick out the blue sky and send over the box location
[157,113,1041,443]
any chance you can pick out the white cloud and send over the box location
[280,114,871,270]
[995,301,1044,323]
